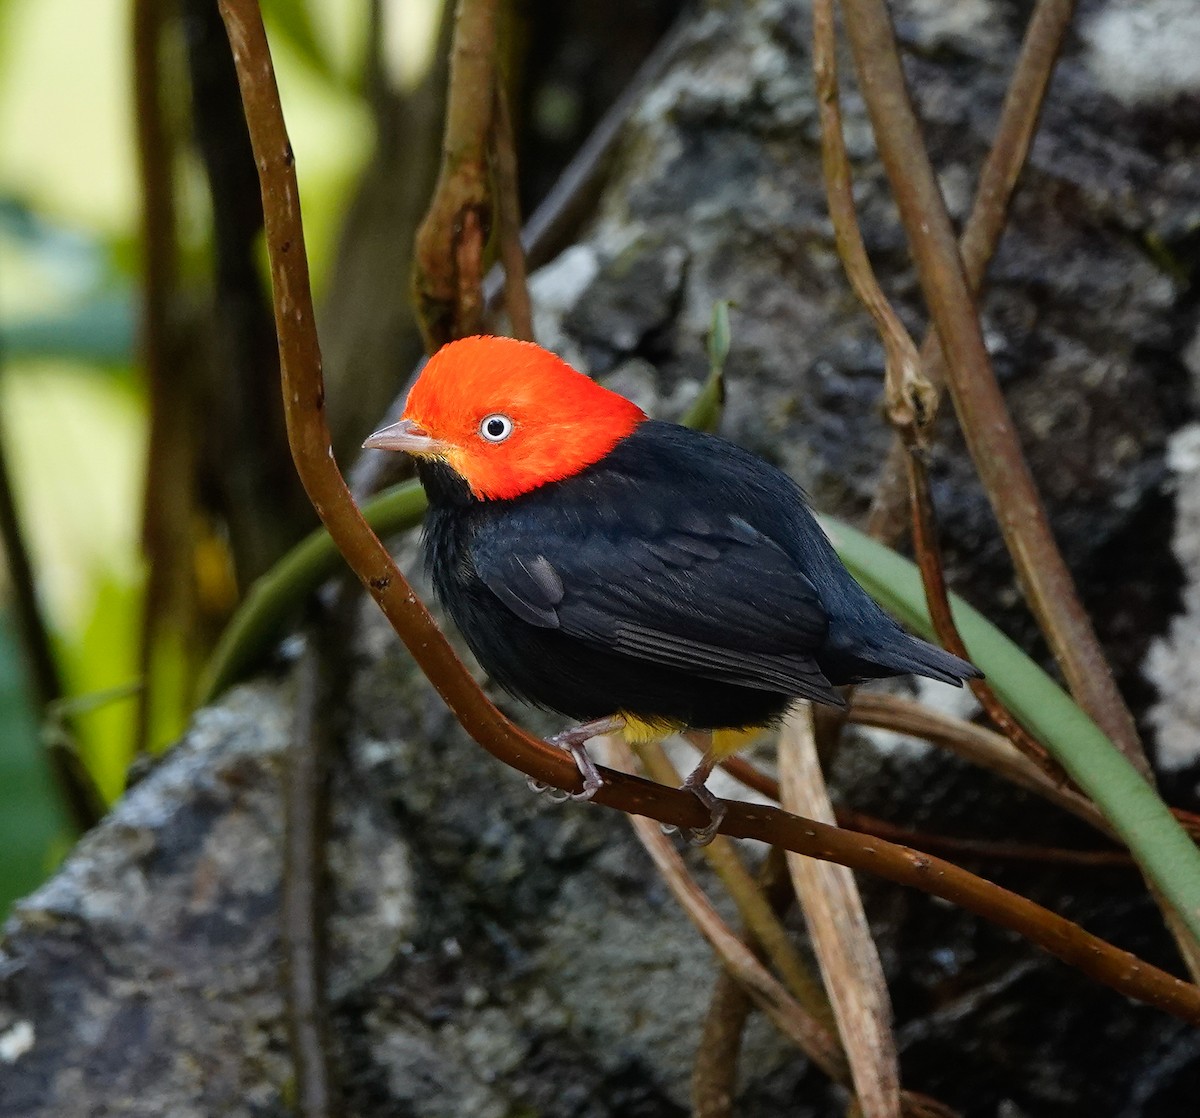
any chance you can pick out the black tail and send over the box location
[820,630,981,688]
[877,634,981,685]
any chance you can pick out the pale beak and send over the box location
[362,418,447,456]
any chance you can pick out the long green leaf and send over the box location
[195,482,427,704]
[822,515,1200,942]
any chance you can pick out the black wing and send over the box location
[469,496,841,705]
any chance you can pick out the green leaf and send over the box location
[681,300,732,434]
[0,611,70,915]
[196,482,428,705]
[822,514,1200,944]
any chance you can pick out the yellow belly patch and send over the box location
[618,713,682,744]
[710,725,768,758]
[617,715,768,756]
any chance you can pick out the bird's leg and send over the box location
[526,714,625,802]
[668,730,728,846]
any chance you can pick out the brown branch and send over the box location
[626,743,960,1118]
[836,0,1146,776]
[833,810,1132,869]
[411,0,501,350]
[489,79,534,342]
[690,848,810,1118]
[610,739,847,1080]
[692,967,752,1118]
[218,0,1200,1027]
[868,0,1078,541]
[813,0,1062,781]
[812,0,933,440]
[636,742,835,1028]
[715,753,1128,868]
[846,692,1099,821]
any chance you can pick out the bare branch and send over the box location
[836,0,1146,775]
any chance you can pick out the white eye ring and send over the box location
[479,413,514,443]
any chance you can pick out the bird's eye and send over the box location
[479,414,514,443]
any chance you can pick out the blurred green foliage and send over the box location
[0,612,69,910]
[0,0,380,916]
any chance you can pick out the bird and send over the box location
[364,334,979,839]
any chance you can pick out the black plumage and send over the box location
[418,419,978,731]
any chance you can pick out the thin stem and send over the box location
[867,0,1078,541]
[836,0,1146,776]
[812,0,933,439]
[778,705,900,1118]
[609,739,847,1080]
[133,0,190,759]
[904,449,1060,777]
[637,741,836,1029]
[692,967,752,1118]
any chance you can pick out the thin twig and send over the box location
[718,754,1131,869]
[826,692,1107,837]
[133,0,192,759]
[690,849,809,1118]
[836,0,1146,777]
[813,0,1057,781]
[609,739,847,1080]
[489,78,534,342]
[812,0,933,440]
[217,0,1200,1025]
[692,967,752,1118]
[904,449,1060,778]
[832,810,1132,869]
[620,740,960,1118]
[637,741,835,1028]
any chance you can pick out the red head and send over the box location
[363,336,646,500]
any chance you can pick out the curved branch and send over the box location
[217,0,1200,1027]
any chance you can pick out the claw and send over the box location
[673,731,727,845]
[535,715,625,802]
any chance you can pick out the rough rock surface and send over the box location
[6,0,1200,1114]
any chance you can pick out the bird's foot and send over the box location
[660,745,726,846]
[526,715,624,802]
[662,777,727,846]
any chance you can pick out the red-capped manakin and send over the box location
[364,335,979,836]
